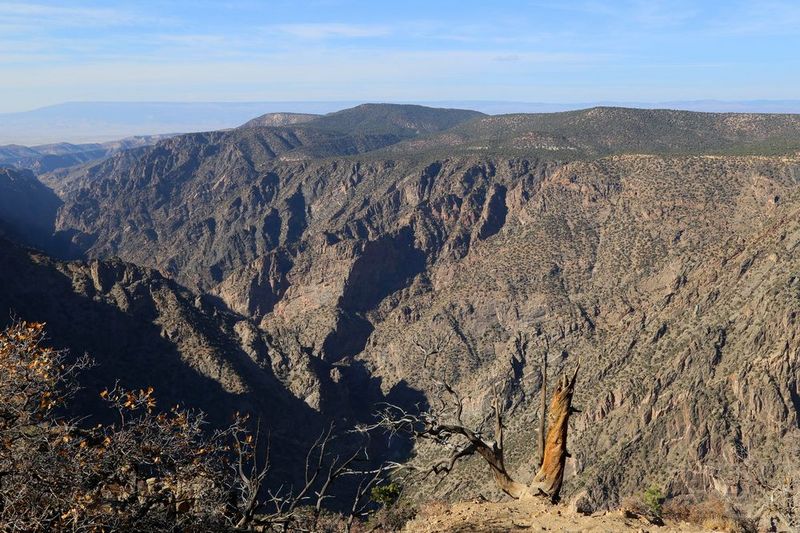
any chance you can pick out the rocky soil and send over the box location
[404,498,712,532]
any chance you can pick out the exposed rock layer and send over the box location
[7,105,800,518]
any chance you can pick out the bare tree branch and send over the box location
[370,330,581,504]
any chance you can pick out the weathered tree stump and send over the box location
[529,363,580,502]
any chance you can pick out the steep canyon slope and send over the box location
[13,105,800,520]
[0,135,168,174]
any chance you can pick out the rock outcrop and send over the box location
[21,105,800,520]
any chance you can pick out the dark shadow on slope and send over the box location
[0,167,63,252]
[0,238,428,510]
[323,227,427,361]
[312,356,428,482]
[475,184,508,241]
[322,310,375,363]
[282,188,308,244]
[789,382,800,430]
[341,227,427,313]
[0,240,322,453]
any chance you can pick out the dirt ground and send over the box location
[403,498,715,532]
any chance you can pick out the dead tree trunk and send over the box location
[375,333,580,505]
[529,363,580,502]
[537,343,548,469]
[478,389,529,499]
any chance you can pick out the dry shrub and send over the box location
[367,503,417,532]
[619,485,665,525]
[291,504,416,533]
[662,495,757,533]
[291,507,352,532]
[0,322,385,531]
[0,322,232,531]
[620,495,662,525]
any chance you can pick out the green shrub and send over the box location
[371,483,402,507]
[367,483,416,531]
[643,484,665,518]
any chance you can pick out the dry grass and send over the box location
[663,496,757,533]
[416,500,452,520]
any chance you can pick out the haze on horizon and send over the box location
[1,0,799,114]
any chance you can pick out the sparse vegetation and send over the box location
[0,322,387,531]
[620,485,665,525]
[366,502,417,532]
[370,482,402,507]
[642,484,664,519]
[366,482,416,532]
[662,496,757,533]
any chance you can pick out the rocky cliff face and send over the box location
[0,233,385,492]
[20,106,800,518]
[0,238,307,424]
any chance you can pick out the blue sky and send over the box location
[1,0,799,112]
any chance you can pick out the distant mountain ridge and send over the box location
[302,103,485,136]
[4,100,800,145]
[241,104,484,138]
[12,103,800,180]
[239,112,320,128]
[388,106,800,157]
[0,135,170,174]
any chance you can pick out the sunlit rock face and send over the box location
[15,105,800,513]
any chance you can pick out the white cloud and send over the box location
[0,1,141,27]
[267,23,391,39]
